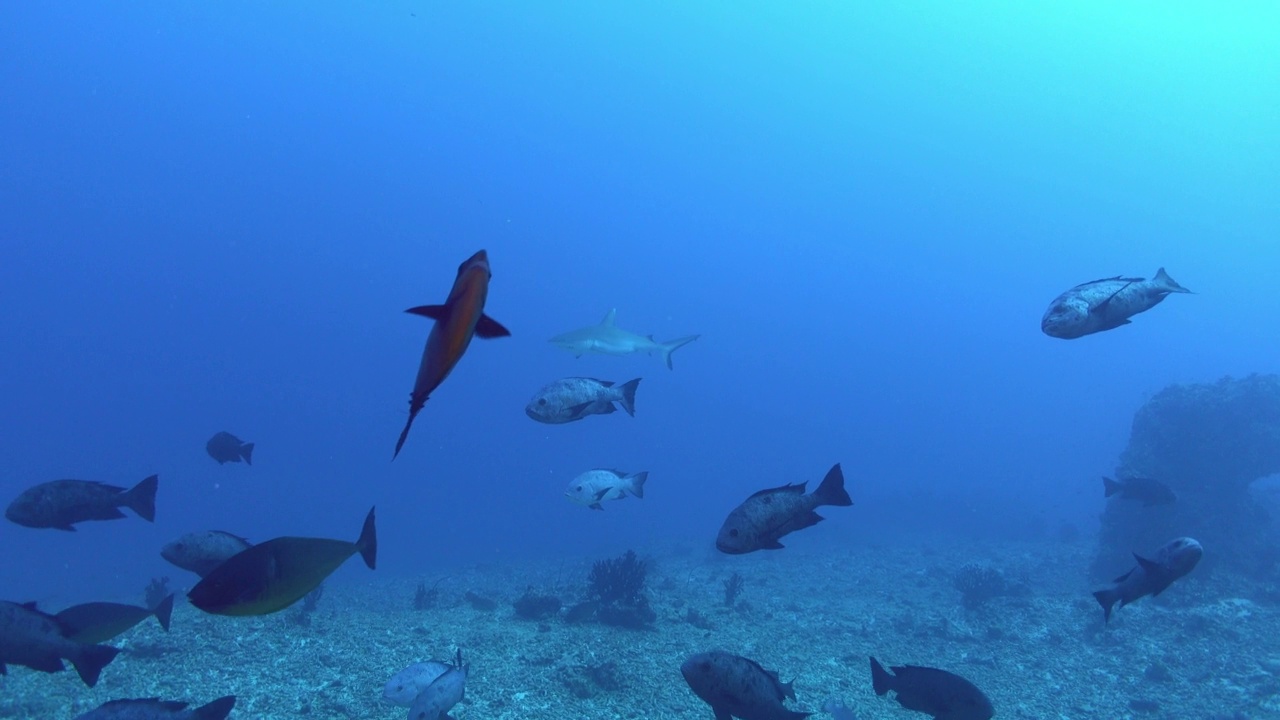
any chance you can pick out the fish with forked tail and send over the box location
[716,464,852,554]
[206,432,254,465]
[525,377,641,423]
[1092,536,1202,623]
[565,469,648,510]
[1041,268,1191,339]
[5,475,158,531]
[549,309,699,369]
[394,250,511,459]
[0,600,120,687]
[73,695,236,720]
[55,594,174,644]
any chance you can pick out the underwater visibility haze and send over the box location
[1,2,1278,719]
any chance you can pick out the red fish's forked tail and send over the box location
[392,410,418,460]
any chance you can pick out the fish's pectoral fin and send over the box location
[589,503,604,511]
[474,313,511,338]
[405,304,448,321]
[1097,317,1132,331]
[761,538,785,550]
[567,401,595,419]
[1133,553,1162,575]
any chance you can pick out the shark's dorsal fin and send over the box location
[600,309,617,327]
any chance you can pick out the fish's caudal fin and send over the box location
[1093,587,1120,623]
[869,656,892,696]
[154,593,175,631]
[475,313,511,338]
[357,507,377,570]
[123,475,159,522]
[628,471,649,499]
[659,335,700,370]
[192,696,237,720]
[240,442,255,465]
[1102,477,1121,498]
[1154,267,1192,293]
[617,378,641,416]
[71,643,120,688]
[393,407,420,460]
[814,464,853,507]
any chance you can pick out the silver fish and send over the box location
[1092,536,1202,622]
[565,469,648,510]
[1041,268,1191,339]
[681,650,808,720]
[526,377,641,423]
[549,309,699,369]
[716,464,852,554]
[161,530,253,577]
[384,660,452,706]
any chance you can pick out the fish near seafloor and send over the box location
[525,376,641,423]
[161,530,254,578]
[409,649,468,720]
[1093,536,1202,623]
[383,660,452,706]
[1102,476,1176,507]
[206,431,254,465]
[0,600,120,687]
[187,507,377,616]
[715,463,852,554]
[1040,267,1191,339]
[564,468,648,510]
[870,656,994,720]
[5,475,158,531]
[548,309,700,369]
[681,650,810,720]
[394,249,511,460]
[73,696,236,720]
[55,593,174,644]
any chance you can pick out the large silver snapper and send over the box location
[525,377,640,423]
[408,651,468,720]
[565,469,648,510]
[1041,267,1191,339]
[383,660,452,706]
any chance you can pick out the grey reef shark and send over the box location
[549,309,699,369]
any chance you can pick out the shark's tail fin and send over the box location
[659,335,700,370]
[1154,267,1191,293]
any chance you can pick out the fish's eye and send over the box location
[576,485,583,491]
[538,399,547,406]
[729,529,739,537]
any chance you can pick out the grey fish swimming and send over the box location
[1041,268,1191,339]
[408,649,468,720]
[55,594,174,644]
[1093,536,1202,623]
[73,696,236,720]
[870,656,994,720]
[549,309,699,369]
[525,377,641,423]
[5,475,158,531]
[206,431,254,465]
[0,600,120,687]
[383,659,452,706]
[565,468,648,510]
[681,650,810,720]
[716,464,852,554]
[1102,476,1176,507]
[162,530,254,578]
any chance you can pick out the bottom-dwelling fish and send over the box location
[0,600,120,687]
[681,650,810,720]
[715,464,852,554]
[187,507,376,616]
[1092,536,1202,623]
[870,656,994,720]
[73,695,236,720]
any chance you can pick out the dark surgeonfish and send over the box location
[5,475,158,531]
[1040,268,1191,339]
[206,432,254,465]
[870,656,994,720]
[525,377,641,424]
[681,650,810,720]
[161,531,253,578]
[188,507,376,616]
[715,464,852,554]
[0,600,120,687]
[1102,476,1176,507]
[55,594,174,644]
[1093,536,1202,623]
[73,695,236,720]
[394,249,511,459]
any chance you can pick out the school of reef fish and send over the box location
[1,255,1198,720]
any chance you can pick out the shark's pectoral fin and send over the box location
[406,304,448,321]
[475,314,511,338]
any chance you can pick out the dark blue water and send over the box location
[1,0,1275,615]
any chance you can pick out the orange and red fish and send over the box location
[393,250,510,459]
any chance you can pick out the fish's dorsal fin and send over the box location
[600,309,617,326]
[1134,553,1162,575]
[747,482,807,500]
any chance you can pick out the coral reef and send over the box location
[723,572,744,607]
[585,550,656,628]
[1095,374,1280,579]
[953,563,1010,610]
[143,576,170,610]
[513,588,562,620]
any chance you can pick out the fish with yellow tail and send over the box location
[394,250,511,459]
